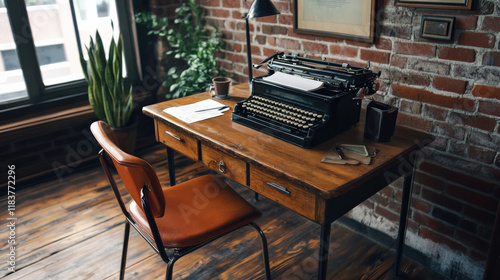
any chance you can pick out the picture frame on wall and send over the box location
[293,0,376,43]
[396,0,472,10]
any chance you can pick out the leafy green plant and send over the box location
[135,0,225,99]
[79,29,134,128]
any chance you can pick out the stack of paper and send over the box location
[262,72,324,91]
[163,99,230,123]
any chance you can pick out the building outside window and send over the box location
[0,0,137,113]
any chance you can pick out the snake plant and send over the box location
[80,30,133,128]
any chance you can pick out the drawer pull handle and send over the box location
[218,160,226,174]
[266,182,291,196]
[165,131,183,142]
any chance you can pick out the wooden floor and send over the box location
[1,145,449,280]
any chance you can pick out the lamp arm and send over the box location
[245,16,253,82]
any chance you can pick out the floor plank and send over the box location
[0,145,449,280]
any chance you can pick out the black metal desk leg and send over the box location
[395,166,415,277]
[167,147,176,186]
[318,223,331,280]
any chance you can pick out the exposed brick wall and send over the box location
[149,0,499,278]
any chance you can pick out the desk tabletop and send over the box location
[143,83,433,202]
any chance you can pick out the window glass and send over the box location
[25,0,84,86]
[74,0,126,76]
[0,6,28,104]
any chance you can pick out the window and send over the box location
[0,0,138,115]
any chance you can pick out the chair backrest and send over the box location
[90,120,165,217]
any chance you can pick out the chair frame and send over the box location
[98,150,272,280]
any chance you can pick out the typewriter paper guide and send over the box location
[262,72,324,92]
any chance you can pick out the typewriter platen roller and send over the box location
[232,52,380,148]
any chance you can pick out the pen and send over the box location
[334,146,345,159]
[195,105,229,112]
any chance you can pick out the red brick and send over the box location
[390,54,407,69]
[463,114,497,131]
[255,15,278,23]
[469,145,496,164]
[414,211,454,236]
[422,105,448,121]
[330,45,358,57]
[445,183,498,212]
[419,227,467,254]
[360,49,390,64]
[261,24,287,36]
[471,84,500,101]
[394,42,435,57]
[432,206,459,225]
[455,229,490,254]
[454,15,478,30]
[464,205,496,225]
[482,16,500,31]
[396,113,432,132]
[421,188,463,213]
[458,32,496,48]
[303,41,328,55]
[449,140,468,157]
[211,9,230,18]
[478,100,500,117]
[375,205,400,223]
[277,38,300,50]
[437,47,475,62]
[375,38,392,51]
[419,161,496,195]
[372,193,389,207]
[232,10,244,19]
[273,2,290,14]
[416,172,446,192]
[482,51,500,66]
[433,122,466,140]
[200,0,221,7]
[222,0,240,8]
[410,197,432,214]
[433,77,467,94]
[399,99,421,115]
[279,14,293,26]
[392,84,475,111]
[390,71,430,86]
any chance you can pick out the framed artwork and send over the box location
[420,15,455,40]
[396,0,472,10]
[294,0,376,43]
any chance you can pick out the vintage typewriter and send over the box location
[232,52,380,148]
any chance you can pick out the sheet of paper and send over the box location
[163,99,229,124]
[262,72,324,91]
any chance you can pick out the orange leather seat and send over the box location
[129,174,262,248]
[90,120,271,280]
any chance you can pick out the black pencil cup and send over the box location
[364,101,398,142]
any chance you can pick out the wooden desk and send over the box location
[143,83,433,279]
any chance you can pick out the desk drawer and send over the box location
[156,122,198,161]
[250,168,316,220]
[201,146,246,186]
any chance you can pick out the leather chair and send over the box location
[90,121,271,280]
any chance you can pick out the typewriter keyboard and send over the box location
[239,96,323,133]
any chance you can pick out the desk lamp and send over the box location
[245,0,280,82]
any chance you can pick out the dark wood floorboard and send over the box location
[0,145,449,280]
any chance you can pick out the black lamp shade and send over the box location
[247,0,280,19]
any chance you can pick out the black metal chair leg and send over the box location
[249,222,272,280]
[165,258,177,280]
[120,221,130,280]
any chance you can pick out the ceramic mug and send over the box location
[211,77,231,99]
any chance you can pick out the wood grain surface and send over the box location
[0,145,447,280]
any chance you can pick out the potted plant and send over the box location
[80,28,137,153]
[135,0,225,99]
